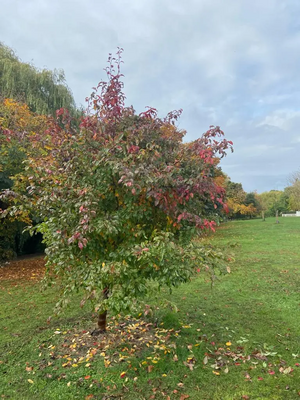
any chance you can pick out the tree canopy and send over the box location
[0,43,76,116]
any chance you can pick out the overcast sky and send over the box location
[1,0,300,192]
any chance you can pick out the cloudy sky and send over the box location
[1,0,300,192]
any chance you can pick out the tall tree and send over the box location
[0,43,76,116]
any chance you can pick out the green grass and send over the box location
[1,217,300,399]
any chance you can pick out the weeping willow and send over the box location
[0,43,76,116]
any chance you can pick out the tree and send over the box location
[0,98,49,260]
[257,190,289,217]
[244,192,261,218]
[3,50,233,331]
[288,171,300,210]
[0,43,77,116]
[0,98,48,189]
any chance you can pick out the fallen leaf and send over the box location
[184,362,194,371]
[27,379,34,384]
[283,367,293,374]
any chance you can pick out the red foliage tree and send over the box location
[3,50,233,331]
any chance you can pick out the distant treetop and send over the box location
[0,42,77,116]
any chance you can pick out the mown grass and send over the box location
[0,217,300,399]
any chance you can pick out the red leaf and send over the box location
[268,370,275,375]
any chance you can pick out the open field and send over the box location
[0,217,300,399]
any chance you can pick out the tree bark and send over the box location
[97,310,107,332]
[97,288,109,332]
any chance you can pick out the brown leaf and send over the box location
[183,361,194,371]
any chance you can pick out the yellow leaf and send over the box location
[226,342,232,346]
[212,371,220,375]
[62,362,70,367]
[72,364,78,368]
[28,379,34,384]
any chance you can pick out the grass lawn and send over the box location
[0,217,300,399]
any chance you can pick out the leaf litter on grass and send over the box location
[38,316,181,372]
[33,313,298,396]
[0,255,45,286]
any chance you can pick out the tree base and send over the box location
[91,329,106,336]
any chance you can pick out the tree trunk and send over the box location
[97,310,107,332]
[97,288,109,332]
[262,211,265,221]
[276,210,279,224]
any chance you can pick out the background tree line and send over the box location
[0,43,78,260]
[221,175,299,220]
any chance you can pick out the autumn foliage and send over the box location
[2,50,233,330]
[0,98,49,259]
